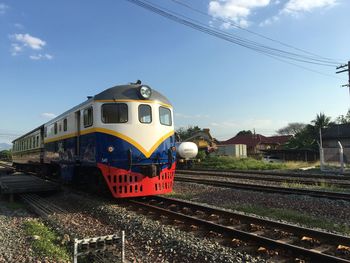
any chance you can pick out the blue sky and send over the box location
[1,0,349,144]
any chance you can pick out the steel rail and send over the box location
[175,177,350,201]
[20,193,67,217]
[176,170,350,189]
[129,196,350,263]
[177,168,350,180]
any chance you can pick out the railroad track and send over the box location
[179,168,350,179]
[177,169,350,189]
[129,196,350,262]
[175,176,350,201]
[20,193,67,217]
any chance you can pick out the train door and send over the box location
[75,111,81,157]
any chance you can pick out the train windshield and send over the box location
[159,106,172,126]
[102,103,128,123]
[139,104,152,123]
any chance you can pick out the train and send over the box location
[12,82,177,198]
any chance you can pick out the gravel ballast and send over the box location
[48,192,265,263]
[0,200,36,262]
[172,182,350,232]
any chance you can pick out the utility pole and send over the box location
[336,61,350,94]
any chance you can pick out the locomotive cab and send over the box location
[14,82,176,198]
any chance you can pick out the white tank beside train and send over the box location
[177,142,198,160]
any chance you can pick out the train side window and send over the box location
[44,127,47,137]
[83,107,93,128]
[101,103,128,123]
[54,123,58,134]
[159,106,172,126]
[36,135,39,147]
[139,104,152,123]
[63,118,67,131]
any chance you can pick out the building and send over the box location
[219,133,291,157]
[322,124,350,164]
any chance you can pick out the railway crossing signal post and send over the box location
[336,61,350,94]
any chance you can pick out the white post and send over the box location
[121,231,125,263]
[338,141,344,173]
[319,128,325,171]
[73,239,78,263]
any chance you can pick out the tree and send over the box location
[176,125,201,140]
[277,122,306,135]
[311,112,331,130]
[336,109,350,124]
[236,130,252,136]
[0,150,12,161]
[283,124,318,150]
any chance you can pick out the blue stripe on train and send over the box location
[44,132,176,177]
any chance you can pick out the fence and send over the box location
[321,142,350,172]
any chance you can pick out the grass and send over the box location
[23,220,70,262]
[168,191,350,236]
[193,156,325,171]
[229,204,350,236]
[195,156,286,170]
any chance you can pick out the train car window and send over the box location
[101,103,128,123]
[54,123,58,134]
[159,107,172,126]
[63,118,67,131]
[139,104,152,123]
[36,135,39,147]
[44,127,47,137]
[83,107,93,127]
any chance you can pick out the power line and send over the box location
[124,0,340,68]
[170,0,344,65]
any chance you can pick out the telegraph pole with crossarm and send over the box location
[336,61,350,94]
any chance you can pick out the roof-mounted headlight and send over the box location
[139,85,152,99]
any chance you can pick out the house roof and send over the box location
[322,124,350,139]
[220,134,291,147]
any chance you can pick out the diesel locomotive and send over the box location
[12,82,176,198]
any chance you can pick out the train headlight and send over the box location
[108,146,114,153]
[139,86,152,99]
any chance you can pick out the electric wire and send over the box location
[170,0,344,65]
[125,0,340,67]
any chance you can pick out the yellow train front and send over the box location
[12,83,176,198]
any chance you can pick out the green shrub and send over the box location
[195,156,286,170]
[24,220,70,262]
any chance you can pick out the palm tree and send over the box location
[312,112,331,130]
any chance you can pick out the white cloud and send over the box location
[0,3,8,14]
[208,0,270,28]
[11,43,23,55]
[283,0,337,14]
[30,53,53,60]
[9,33,53,59]
[41,112,57,119]
[260,0,337,26]
[259,15,279,26]
[11,33,46,50]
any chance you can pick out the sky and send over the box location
[1,0,350,144]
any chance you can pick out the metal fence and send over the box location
[321,142,349,172]
[73,232,125,263]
